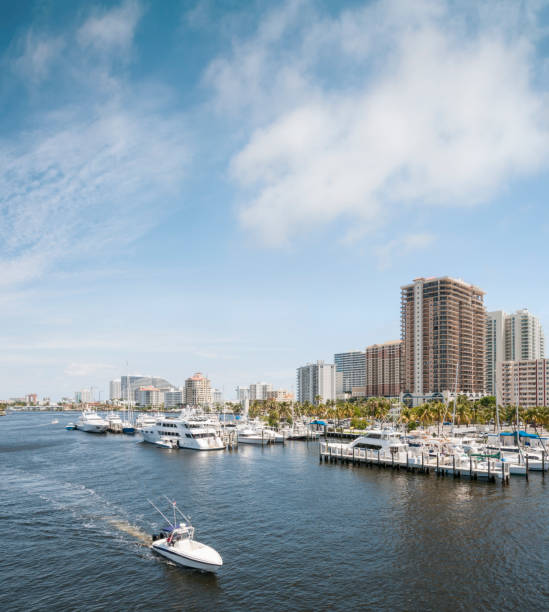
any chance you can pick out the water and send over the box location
[1,412,549,611]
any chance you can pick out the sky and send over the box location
[0,0,548,401]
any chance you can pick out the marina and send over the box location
[2,410,549,611]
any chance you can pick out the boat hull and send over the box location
[77,424,107,433]
[152,542,222,573]
[238,436,270,445]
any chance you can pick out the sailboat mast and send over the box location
[451,361,459,434]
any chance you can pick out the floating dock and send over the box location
[320,442,511,485]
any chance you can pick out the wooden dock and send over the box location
[319,443,510,485]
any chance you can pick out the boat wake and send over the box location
[0,466,151,547]
[107,518,151,545]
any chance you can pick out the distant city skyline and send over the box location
[1,1,548,400]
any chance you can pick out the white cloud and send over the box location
[206,0,549,246]
[77,0,143,57]
[12,29,65,84]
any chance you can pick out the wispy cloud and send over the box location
[76,0,144,57]
[64,362,117,377]
[12,29,65,84]
[1,0,188,287]
[375,232,436,270]
[205,0,548,247]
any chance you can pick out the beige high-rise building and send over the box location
[501,359,549,408]
[401,277,486,394]
[365,341,402,397]
[184,372,211,406]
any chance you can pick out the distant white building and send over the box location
[296,361,336,404]
[164,389,185,408]
[235,386,250,402]
[109,379,122,401]
[249,382,272,401]
[184,373,211,406]
[74,389,93,403]
[486,308,545,398]
[211,389,223,404]
[134,386,164,408]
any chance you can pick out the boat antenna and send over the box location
[163,495,191,524]
[147,499,174,528]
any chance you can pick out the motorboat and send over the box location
[121,420,135,435]
[260,426,284,444]
[150,499,222,573]
[65,422,76,430]
[107,412,123,433]
[51,419,59,424]
[76,411,108,433]
[141,413,224,450]
[237,426,271,445]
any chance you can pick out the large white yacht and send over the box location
[76,411,108,433]
[141,414,224,450]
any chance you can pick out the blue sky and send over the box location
[1,0,548,401]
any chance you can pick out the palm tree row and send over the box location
[227,396,549,431]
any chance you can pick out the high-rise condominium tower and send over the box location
[296,361,336,404]
[365,341,402,397]
[334,351,366,394]
[486,308,545,397]
[505,308,545,361]
[401,277,486,394]
[184,372,211,406]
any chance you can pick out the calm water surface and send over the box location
[1,412,548,611]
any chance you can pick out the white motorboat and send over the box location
[76,410,108,433]
[141,413,224,450]
[260,426,284,444]
[150,500,222,573]
[340,429,408,453]
[237,426,271,445]
[107,412,123,433]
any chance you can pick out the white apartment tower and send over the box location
[296,361,336,404]
[334,351,366,394]
[486,311,506,397]
[109,379,122,401]
[505,308,545,361]
[249,382,273,401]
[486,308,545,398]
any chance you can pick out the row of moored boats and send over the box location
[67,409,320,450]
[325,427,549,476]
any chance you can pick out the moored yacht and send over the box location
[141,414,224,450]
[76,411,108,433]
[348,429,408,453]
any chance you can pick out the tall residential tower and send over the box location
[401,277,486,395]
